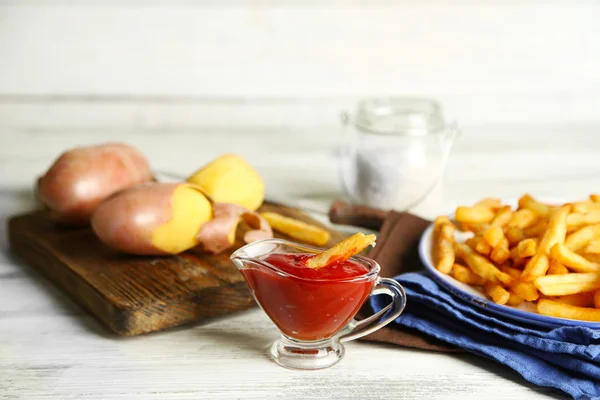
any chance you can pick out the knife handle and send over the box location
[328,200,389,231]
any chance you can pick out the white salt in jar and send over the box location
[339,98,459,212]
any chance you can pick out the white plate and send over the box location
[418,198,600,329]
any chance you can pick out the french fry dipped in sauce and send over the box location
[306,233,376,269]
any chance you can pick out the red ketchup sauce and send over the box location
[241,252,375,341]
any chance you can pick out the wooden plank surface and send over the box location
[7,203,346,336]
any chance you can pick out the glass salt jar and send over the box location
[339,98,459,212]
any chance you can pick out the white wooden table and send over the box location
[3,122,597,399]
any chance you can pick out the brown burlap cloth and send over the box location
[329,201,461,352]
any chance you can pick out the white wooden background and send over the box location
[1,0,600,126]
[2,1,600,399]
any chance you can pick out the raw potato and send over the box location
[37,143,152,225]
[187,154,265,211]
[91,183,212,255]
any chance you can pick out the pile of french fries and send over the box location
[433,194,600,322]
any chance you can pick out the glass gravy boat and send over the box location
[231,239,406,370]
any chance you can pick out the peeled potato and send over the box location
[91,183,212,255]
[37,143,152,225]
[187,154,264,211]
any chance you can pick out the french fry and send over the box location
[490,238,510,265]
[306,232,375,269]
[455,206,495,224]
[455,243,514,285]
[507,292,525,306]
[522,254,549,282]
[484,281,510,305]
[534,272,600,296]
[505,226,526,246]
[555,292,595,307]
[566,212,600,229]
[511,281,539,302]
[521,205,570,281]
[582,252,600,264]
[517,238,537,258]
[432,194,600,317]
[510,246,528,267]
[474,197,504,210]
[490,206,513,228]
[547,260,569,275]
[465,236,478,251]
[483,227,505,248]
[500,265,522,279]
[537,299,600,322]
[584,240,600,255]
[518,194,553,218]
[434,215,452,229]
[432,222,456,274]
[565,224,600,252]
[550,243,600,273]
[522,220,548,238]
[260,212,331,246]
[452,263,486,286]
[508,209,538,229]
[474,235,492,256]
[461,223,490,235]
[573,202,600,213]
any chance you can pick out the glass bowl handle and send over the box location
[339,278,407,343]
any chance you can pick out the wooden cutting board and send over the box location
[8,202,345,336]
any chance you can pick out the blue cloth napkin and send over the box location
[371,272,600,400]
